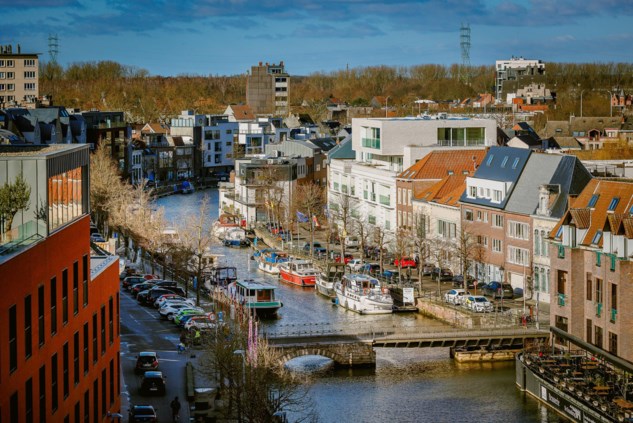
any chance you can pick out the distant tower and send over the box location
[459,23,471,83]
[48,34,59,63]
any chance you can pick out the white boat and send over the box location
[316,262,346,298]
[223,227,249,248]
[213,214,241,239]
[334,274,393,314]
[257,250,289,275]
[226,279,282,317]
[278,259,318,287]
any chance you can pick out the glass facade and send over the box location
[48,167,84,231]
[438,127,486,146]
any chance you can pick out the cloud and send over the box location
[0,0,80,6]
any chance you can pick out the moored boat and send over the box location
[227,279,282,318]
[206,266,237,288]
[278,259,318,287]
[213,214,241,239]
[257,250,289,275]
[316,262,346,298]
[334,274,393,314]
[223,227,249,248]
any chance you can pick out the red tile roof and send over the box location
[417,174,468,207]
[551,179,633,245]
[398,149,487,180]
[227,105,255,120]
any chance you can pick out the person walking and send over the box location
[170,396,181,422]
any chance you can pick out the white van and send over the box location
[344,236,360,249]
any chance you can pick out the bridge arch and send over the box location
[278,347,348,367]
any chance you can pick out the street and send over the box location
[120,285,209,422]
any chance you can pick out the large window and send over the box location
[507,246,529,265]
[9,304,17,372]
[438,127,485,146]
[25,295,32,359]
[38,286,45,347]
[508,221,530,240]
[438,220,456,238]
[361,127,381,149]
[48,166,84,231]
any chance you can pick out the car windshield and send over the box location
[139,356,155,364]
[475,297,487,302]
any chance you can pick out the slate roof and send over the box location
[308,137,337,152]
[551,179,633,246]
[397,149,486,180]
[327,138,355,163]
[552,136,582,149]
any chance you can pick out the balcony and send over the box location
[361,137,381,149]
[557,293,566,307]
[596,302,603,317]
[379,195,391,206]
[611,308,617,323]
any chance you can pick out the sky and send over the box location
[2,0,633,76]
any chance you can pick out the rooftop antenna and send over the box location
[48,34,59,63]
[459,23,471,84]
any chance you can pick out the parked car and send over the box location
[303,242,323,253]
[120,267,140,280]
[347,259,365,272]
[154,294,194,309]
[90,233,106,242]
[141,288,176,306]
[331,252,354,264]
[464,295,494,312]
[393,257,416,268]
[431,267,453,281]
[123,276,146,290]
[344,236,360,249]
[360,263,382,277]
[444,289,471,305]
[483,282,514,299]
[421,263,435,276]
[135,352,159,374]
[139,371,166,396]
[152,280,177,289]
[159,303,195,320]
[382,269,401,283]
[173,308,205,325]
[184,315,217,331]
[129,405,158,423]
[131,282,156,298]
[452,275,477,289]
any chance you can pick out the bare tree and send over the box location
[329,191,355,259]
[373,225,388,275]
[429,237,451,297]
[451,223,481,291]
[391,227,413,284]
[294,182,325,260]
[179,195,216,306]
[412,213,431,283]
[352,214,372,266]
[90,145,127,233]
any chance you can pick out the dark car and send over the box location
[303,242,323,253]
[123,276,146,290]
[140,371,166,396]
[452,275,477,289]
[129,405,158,422]
[152,280,178,289]
[131,282,156,298]
[138,288,172,306]
[382,269,401,283]
[483,282,514,299]
[431,267,453,281]
[135,352,159,374]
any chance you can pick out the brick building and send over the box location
[549,179,633,361]
[0,144,120,422]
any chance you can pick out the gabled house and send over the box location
[548,179,633,361]
[225,104,255,122]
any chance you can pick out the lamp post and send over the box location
[499,265,505,313]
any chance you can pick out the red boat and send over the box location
[278,260,318,287]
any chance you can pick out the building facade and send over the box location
[495,57,545,104]
[549,179,633,361]
[0,44,39,107]
[0,144,120,422]
[246,62,289,116]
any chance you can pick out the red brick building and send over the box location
[0,145,120,422]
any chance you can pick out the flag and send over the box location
[296,211,309,223]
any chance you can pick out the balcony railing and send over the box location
[596,302,603,317]
[611,308,617,323]
[361,137,381,149]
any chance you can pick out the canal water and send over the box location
[157,190,565,423]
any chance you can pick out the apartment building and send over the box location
[549,180,633,361]
[0,144,120,422]
[328,116,497,235]
[265,139,334,186]
[459,147,591,296]
[0,44,39,107]
[495,57,545,104]
[246,61,290,116]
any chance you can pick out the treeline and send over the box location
[39,61,633,123]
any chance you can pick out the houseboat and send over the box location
[257,250,289,275]
[206,266,237,288]
[213,214,241,239]
[223,227,249,248]
[278,259,318,287]
[227,279,282,318]
[334,274,393,314]
[316,262,346,298]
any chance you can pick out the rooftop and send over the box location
[398,149,486,180]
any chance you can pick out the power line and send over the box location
[459,23,471,84]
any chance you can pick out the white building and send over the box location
[495,57,545,104]
[236,117,290,156]
[328,116,497,236]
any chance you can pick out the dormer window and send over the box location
[469,186,476,198]
[588,194,599,208]
[592,230,602,245]
[556,226,563,239]
[608,197,620,211]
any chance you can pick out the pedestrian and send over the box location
[170,396,181,422]
[179,330,188,346]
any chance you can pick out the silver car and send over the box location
[444,289,470,305]
[464,295,494,312]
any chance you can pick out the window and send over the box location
[611,283,618,314]
[83,323,89,375]
[0,60,4,66]
[588,194,599,207]
[493,190,502,203]
[507,246,530,265]
[52,353,58,412]
[62,269,68,324]
[594,326,603,349]
[7,83,14,91]
[10,391,18,423]
[557,270,567,295]
[26,377,34,423]
[25,59,36,67]
[84,390,90,422]
[541,230,547,256]
[464,209,473,221]
[7,71,14,79]
[586,319,593,344]
[609,332,618,355]
[9,304,17,372]
[24,82,36,91]
[73,261,79,315]
[469,186,476,198]
[493,214,504,228]
[93,380,99,423]
[39,365,46,420]
[608,197,620,211]
[38,286,45,347]
[116,292,120,337]
[595,278,603,303]
[101,369,107,417]
[592,230,602,245]
[492,239,502,252]
[512,158,520,169]
[25,295,32,359]
[501,156,508,168]
[51,277,57,335]
[82,254,88,307]
[486,154,494,166]
[73,332,79,385]
[437,220,456,238]
[74,402,80,423]
[586,274,592,301]
[508,221,530,240]
[101,306,106,355]
[109,359,115,405]
[63,342,69,398]
[109,297,114,345]
[92,314,98,363]
[596,251,602,266]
